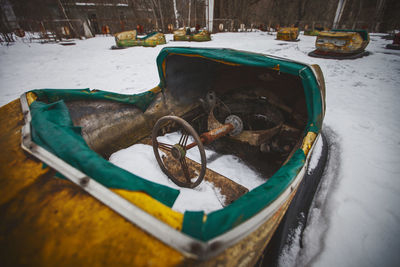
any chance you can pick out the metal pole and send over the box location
[188,0,191,28]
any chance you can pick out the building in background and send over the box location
[1,0,399,40]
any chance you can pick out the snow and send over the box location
[156,132,266,190]
[307,134,323,175]
[1,32,400,266]
[108,142,226,213]
[109,131,265,213]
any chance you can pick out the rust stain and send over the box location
[271,64,280,71]
[0,99,52,206]
[0,100,185,266]
[168,53,241,67]
[0,175,184,266]
[159,145,248,206]
[301,131,317,156]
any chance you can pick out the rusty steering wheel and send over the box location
[152,116,207,188]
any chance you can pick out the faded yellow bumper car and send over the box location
[0,47,329,266]
[173,28,211,42]
[276,27,299,41]
[309,29,370,59]
[112,30,166,49]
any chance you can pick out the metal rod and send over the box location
[185,123,234,150]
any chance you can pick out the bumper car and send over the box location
[276,27,299,41]
[112,30,166,49]
[0,47,328,266]
[304,29,320,36]
[304,25,327,36]
[173,28,211,42]
[386,32,400,50]
[309,29,370,59]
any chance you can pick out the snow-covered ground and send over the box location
[1,32,399,266]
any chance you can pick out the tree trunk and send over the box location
[173,0,179,28]
[149,0,159,30]
[333,0,347,29]
[188,0,192,27]
[157,0,165,32]
[374,0,386,32]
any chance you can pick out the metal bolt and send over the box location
[80,177,90,187]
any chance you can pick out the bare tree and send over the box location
[155,0,165,31]
[215,0,261,24]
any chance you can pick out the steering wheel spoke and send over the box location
[157,142,172,152]
[179,132,190,147]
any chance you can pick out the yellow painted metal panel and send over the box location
[112,189,184,230]
[0,176,185,266]
[318,31,353,38]
[115,30,137,40]
[0,99,185,266]
[26,91,37,105]
[301,132,317,156]
[0,99,51,206]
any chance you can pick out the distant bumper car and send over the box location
[309,29,370,59]
[303,30,320,36]
[386,32,400,50]
[173,28,211,42]
[276,27,299,41]
[304,26,327,36]
[112,30,166,49]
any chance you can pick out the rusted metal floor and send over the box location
[140,138,248,206]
